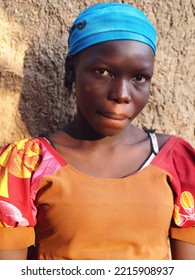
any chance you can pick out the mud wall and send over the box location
[0,0,194,146]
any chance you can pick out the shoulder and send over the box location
[156,133,170,150]
[151,131,194,172]
[0,137,55,170]
[153,133,194,174]
[142,127,170,150]
[155,132,194,152]
[0,137,47,177]
[0,137,45,156]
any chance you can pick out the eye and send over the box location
[96,68,111,77]
[131,75,148,84]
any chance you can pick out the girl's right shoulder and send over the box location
[0,137,45,157]
[0,137,47,177]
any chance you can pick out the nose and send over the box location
[108,78,131,104]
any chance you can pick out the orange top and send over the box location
[35,164,173,259]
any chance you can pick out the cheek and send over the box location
[131,87,150,115]
[75,76,104,105]
[134,87,150,105]
[75,73,95,95]
[75,84,97,114]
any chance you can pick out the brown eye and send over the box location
[96,69,110,76]
[131,75,147,84]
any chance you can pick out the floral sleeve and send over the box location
[0,138,42,249]
[153,136,195,244]
[170,138,195,243]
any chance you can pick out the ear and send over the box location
[65,54,76,83]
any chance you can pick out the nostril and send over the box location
[112,97,130,104]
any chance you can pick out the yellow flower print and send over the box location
[180,191,194,215]
[3,139,41,179]
[0,168,8,198]
[0,139,42,198]
[173,205,180,225]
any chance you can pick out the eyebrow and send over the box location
[86,57,107,64]
[134,65,154,72]
[92,57,153,70]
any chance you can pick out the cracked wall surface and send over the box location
[0,0,194,146]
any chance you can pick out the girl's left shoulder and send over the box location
[156,132,194,154]
[155,133,170,150]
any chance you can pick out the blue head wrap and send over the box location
[68,2,157,55]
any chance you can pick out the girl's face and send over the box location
[72,40,155,136]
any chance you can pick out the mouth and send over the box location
[99,112,130,121]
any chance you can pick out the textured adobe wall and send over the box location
[0,0,194,146]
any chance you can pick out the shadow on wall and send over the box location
[19,41,76,137]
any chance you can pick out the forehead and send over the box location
[76,40,155,66]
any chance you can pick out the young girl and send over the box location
[0,2,195,260]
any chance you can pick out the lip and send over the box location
[99,112,129,121]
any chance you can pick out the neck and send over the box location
[62,116,138,150]
[63,118,103,141]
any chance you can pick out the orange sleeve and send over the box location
[170,227,195,244]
